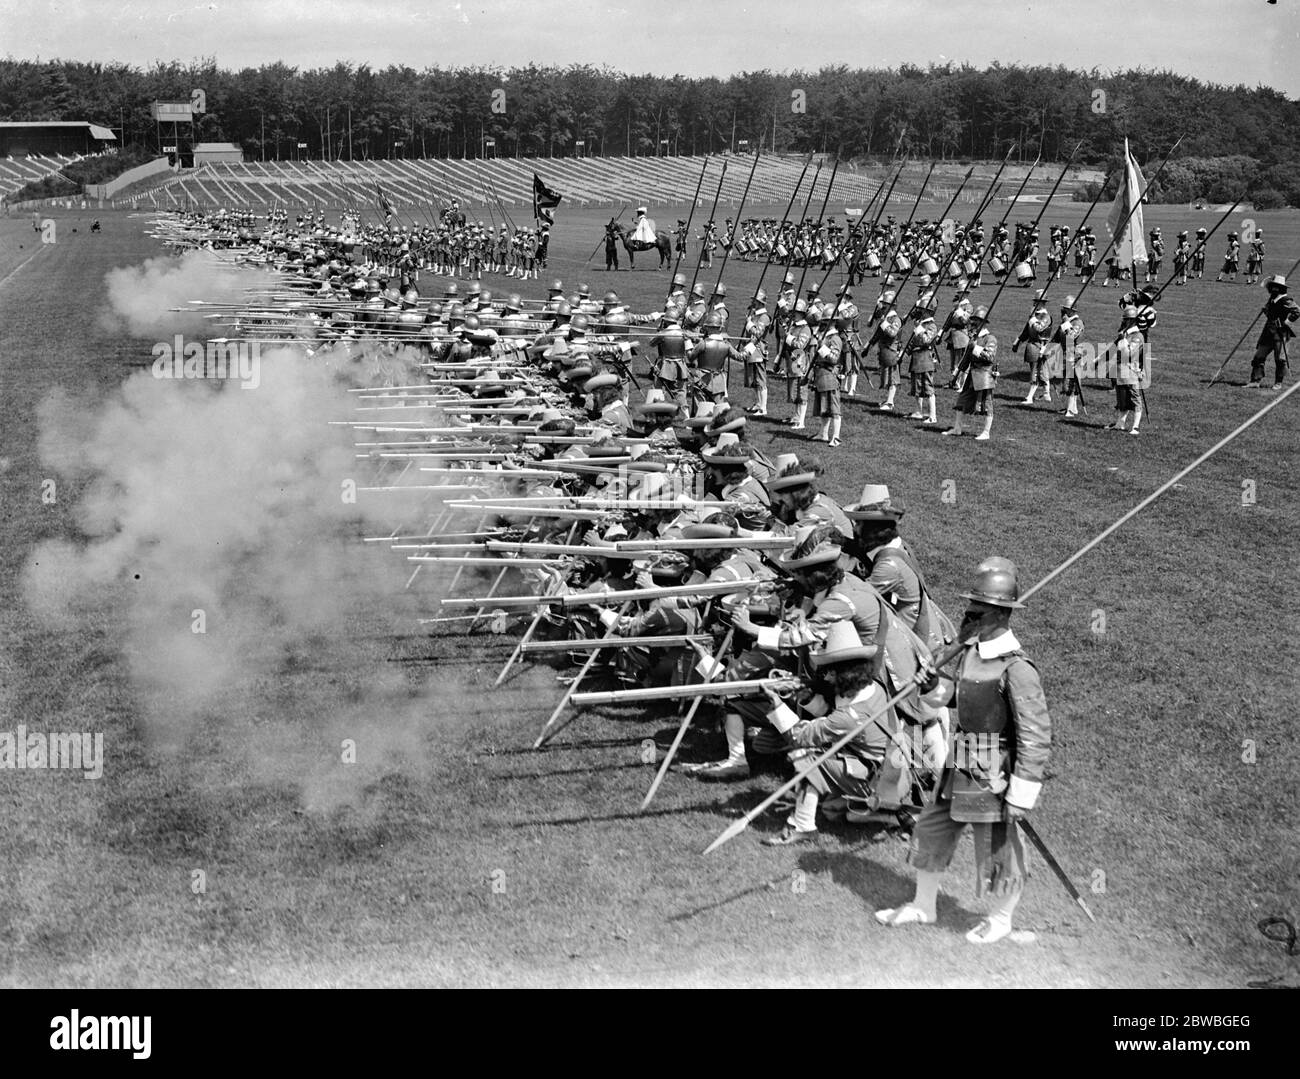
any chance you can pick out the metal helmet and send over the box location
[690,282,705,297]
[570,312,590,333]
[959,557,1025,609]
[504,293,521,313]
[446,302,466,323]
[549,279,564,293]
[713,283,727,298]
[554,300,573,319]
[703,312,725,333]
[461,313,481,332]
[603,291,620,306]
[578,282,591,297]
[672,273,687,288]
[752,289,767,304]
[971,305,989,323]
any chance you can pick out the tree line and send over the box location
[4,58,1298,204]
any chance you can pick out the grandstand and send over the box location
[0,153,85,201]
[107,155,1092,214]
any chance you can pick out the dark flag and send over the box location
[375,182,395,219]
[533,173,562,224]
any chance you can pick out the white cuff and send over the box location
[598,609,621,630]
[756,625,782,651]
[768,702,799,734]
[1006,774,1042,810]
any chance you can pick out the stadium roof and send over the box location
[194,142,241,151]
[0,121,116,140]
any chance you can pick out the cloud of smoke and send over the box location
[20,339,505,802]
[97,248,275,338]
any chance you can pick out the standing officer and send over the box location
[875,557,1051,945]
[1248,274,1300,389]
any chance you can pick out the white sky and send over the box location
[3,0,1298,98]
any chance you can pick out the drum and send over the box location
[989,256,1005,275]
[864,251,881,270]
[919,256,939,276]
[1014,261,1033,283]
[894,254,912,273]
[947,261,963,279]
[963,258,978,276]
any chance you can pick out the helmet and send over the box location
[446,302,466,322]
[794,299,809,314]
[672,272,687,288]
[603,291,620,306]
[461,314,481,332]
[703,313,724,333]
[713,283,727,298]
[971,305,989,322]
[783,272,796,286]
[578,282,591,297]
[549,279,564,293]
[752,289,767,304]
[505,293,522,313]
[690,282,705,297]
[960,557,1025,609]
[570,312,590,333]
[554,300,572,319]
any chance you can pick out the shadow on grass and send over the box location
[506,798,732,830]
[486,760,649,781]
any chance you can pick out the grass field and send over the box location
[0,192,1297,988]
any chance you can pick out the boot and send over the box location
[788,402,806,430]
[844,373,858,397]
[942,412,965,436]
[816,419,832,442]
[1024,384,1037,405]
[974,413,993,441]
[1129,403,1143,435]
[1062,394,1078,417]
[907,398,925,419]
[924,394,938,425]
[879,386,897,411]
[1042,381,1052,403]
[829,416,842,447]
[749,388,768,416]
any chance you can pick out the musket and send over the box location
[523,634,712,653]
[437,577,763,609]
[572,675,796,706]
[492,519,582,687]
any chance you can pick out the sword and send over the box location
[1019,819,1096,923]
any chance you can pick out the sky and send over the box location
[3,0,1298,98]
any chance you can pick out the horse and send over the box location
[612,222,672,269]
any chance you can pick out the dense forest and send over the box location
[4,58,1298,204]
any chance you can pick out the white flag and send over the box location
[1106,138,1149,269]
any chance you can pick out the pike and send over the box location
[785,159,824,270]
[793,153,840,300]
[1208,253,1300,386]
[749,153,814,303]
[685,160,729,302]
[709,149,761,298]
[668,159,711,290]
[640,627,736,811]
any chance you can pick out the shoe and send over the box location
[974,430,990,441]
[1245,381,1262,389]
[694,760,751,782]
[942,427,963,437]
[787,423,805,431]
[907,411,925,419]
[965,917,1013,945]
[878,402,893,411]
[746,407,767,416]
[874,904,934,927]
[762,826,819,847]
[1129,428,1141,436]
[828,438,842,447]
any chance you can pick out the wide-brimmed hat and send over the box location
[810,621,877,667]
[844,483,905,521]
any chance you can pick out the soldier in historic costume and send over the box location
[1172,230,1190,286]
[1191,226,1208,278]
[781,301,813,429]
[811,314,846,446]
[867,299,904,412]
[1107,305,1146,435]
[689,312,742,410]
[1248,274,1300,389]
[1216,232,1240,282]
[649,313,691,409]
[604,218,621,271]
[875,557,1051,945]
[904,313,941,425]
[1245,229,1265,284]
[941,291,973,388]
[1145,226,1163,283]
[1053,295,1086,418]
[945,306,998,440]
[1013,290,1055,405]
[757,622,890,845]
[742,290,773,416]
